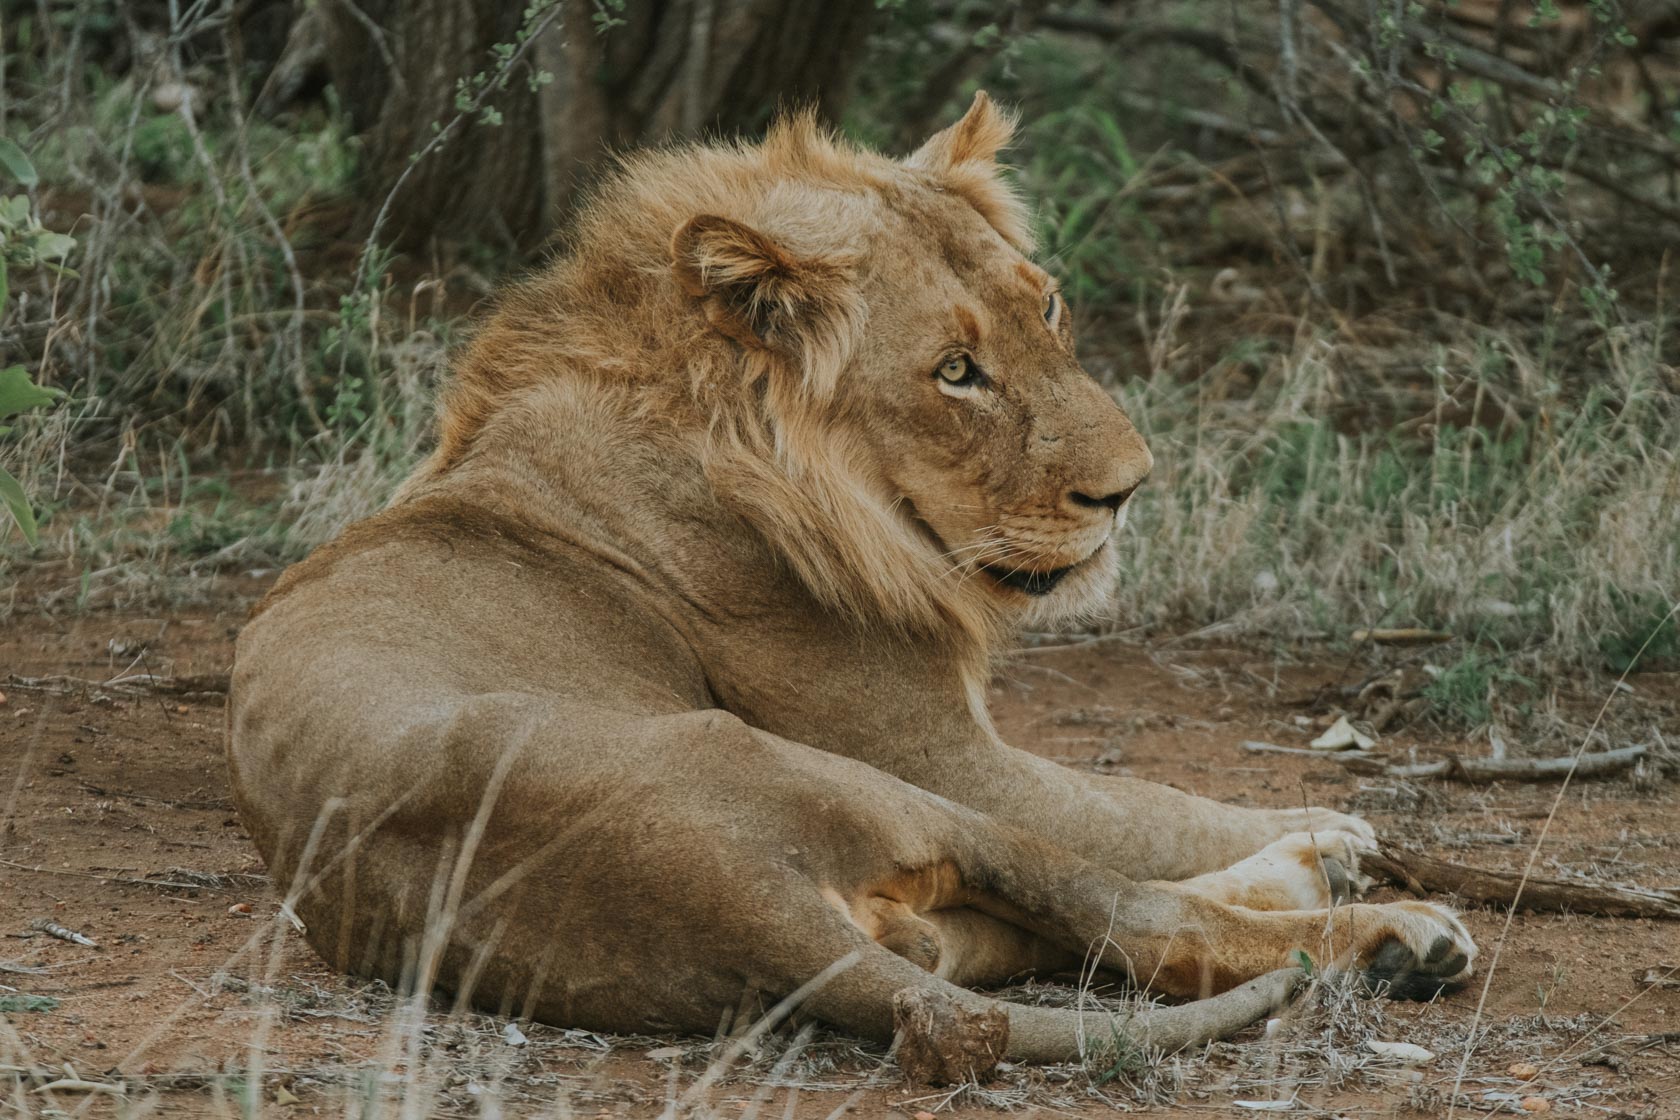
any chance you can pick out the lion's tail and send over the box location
[783,893,1300,1064]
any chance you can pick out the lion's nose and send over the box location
[1069,484,1139,513]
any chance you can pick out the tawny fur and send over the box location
[228,94,1475,1061]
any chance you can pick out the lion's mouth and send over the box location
[980,561,1076,596]
[980,541,1107,597]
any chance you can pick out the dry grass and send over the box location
[1105,300,1680,677]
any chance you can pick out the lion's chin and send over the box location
[1009,539,1121,631]
[907,506,1122,626]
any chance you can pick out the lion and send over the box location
[226,93,1475,1062]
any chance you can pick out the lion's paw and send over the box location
[1285,828,1375,906]
[1348,901,1476,1000]
[1185,828,1375,911]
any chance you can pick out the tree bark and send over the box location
[316,0,878,251]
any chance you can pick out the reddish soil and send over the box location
[3,593,1678,1117]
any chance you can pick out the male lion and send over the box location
[228,94,1474,1061]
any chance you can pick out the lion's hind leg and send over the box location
[825,867,1078,987]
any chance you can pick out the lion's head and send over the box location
[429,92,1151,652]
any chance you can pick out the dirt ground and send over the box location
[3,585,1678,1118]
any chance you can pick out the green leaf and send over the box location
[32,229,75,262]
[0,138,37,188]
[0,463,39,545]
[1293,949,1316,976]
[0,254,8,311]
[0,363,59,420]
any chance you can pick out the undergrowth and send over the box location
[1,2,1675,706]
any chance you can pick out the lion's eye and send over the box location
[1044,291,1062,330]
[936,355,981,388]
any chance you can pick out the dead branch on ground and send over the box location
[1339,744,1648,782]
[1242,741,1648,781]
[1365,843,1680,920]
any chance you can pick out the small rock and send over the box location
[1508,1061,1539,1080]
[227,903,252,916]
[645,1045,685,1061]
[914,1113,936,1120]
[1520,1098,1551,1113]
[1366,1040,1435,1065]
[501,1022,528,1047]
[274,1086,299,1105]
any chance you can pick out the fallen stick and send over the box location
[100,671,231,696]
[1241,740,1340,758]
[1452,744,1648,781]
[0,858,242,895]
[1364,843,1680,920]
[3,672,229,698]
[33,1079,126,1095]
[31,918,99,948]
[1338,745,1646,782]
[77,782,233,811]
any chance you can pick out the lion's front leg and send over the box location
[883,737,1375,882]
[1063,767,1373,879]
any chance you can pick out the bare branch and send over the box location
[1366,844,1680,920]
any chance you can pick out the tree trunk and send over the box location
[318,0,878,252]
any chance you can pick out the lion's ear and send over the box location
[903,91,1033,252]
[906,90,1016,173]
[671,214,852,352]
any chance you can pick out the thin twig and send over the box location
[0,858,239,895]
